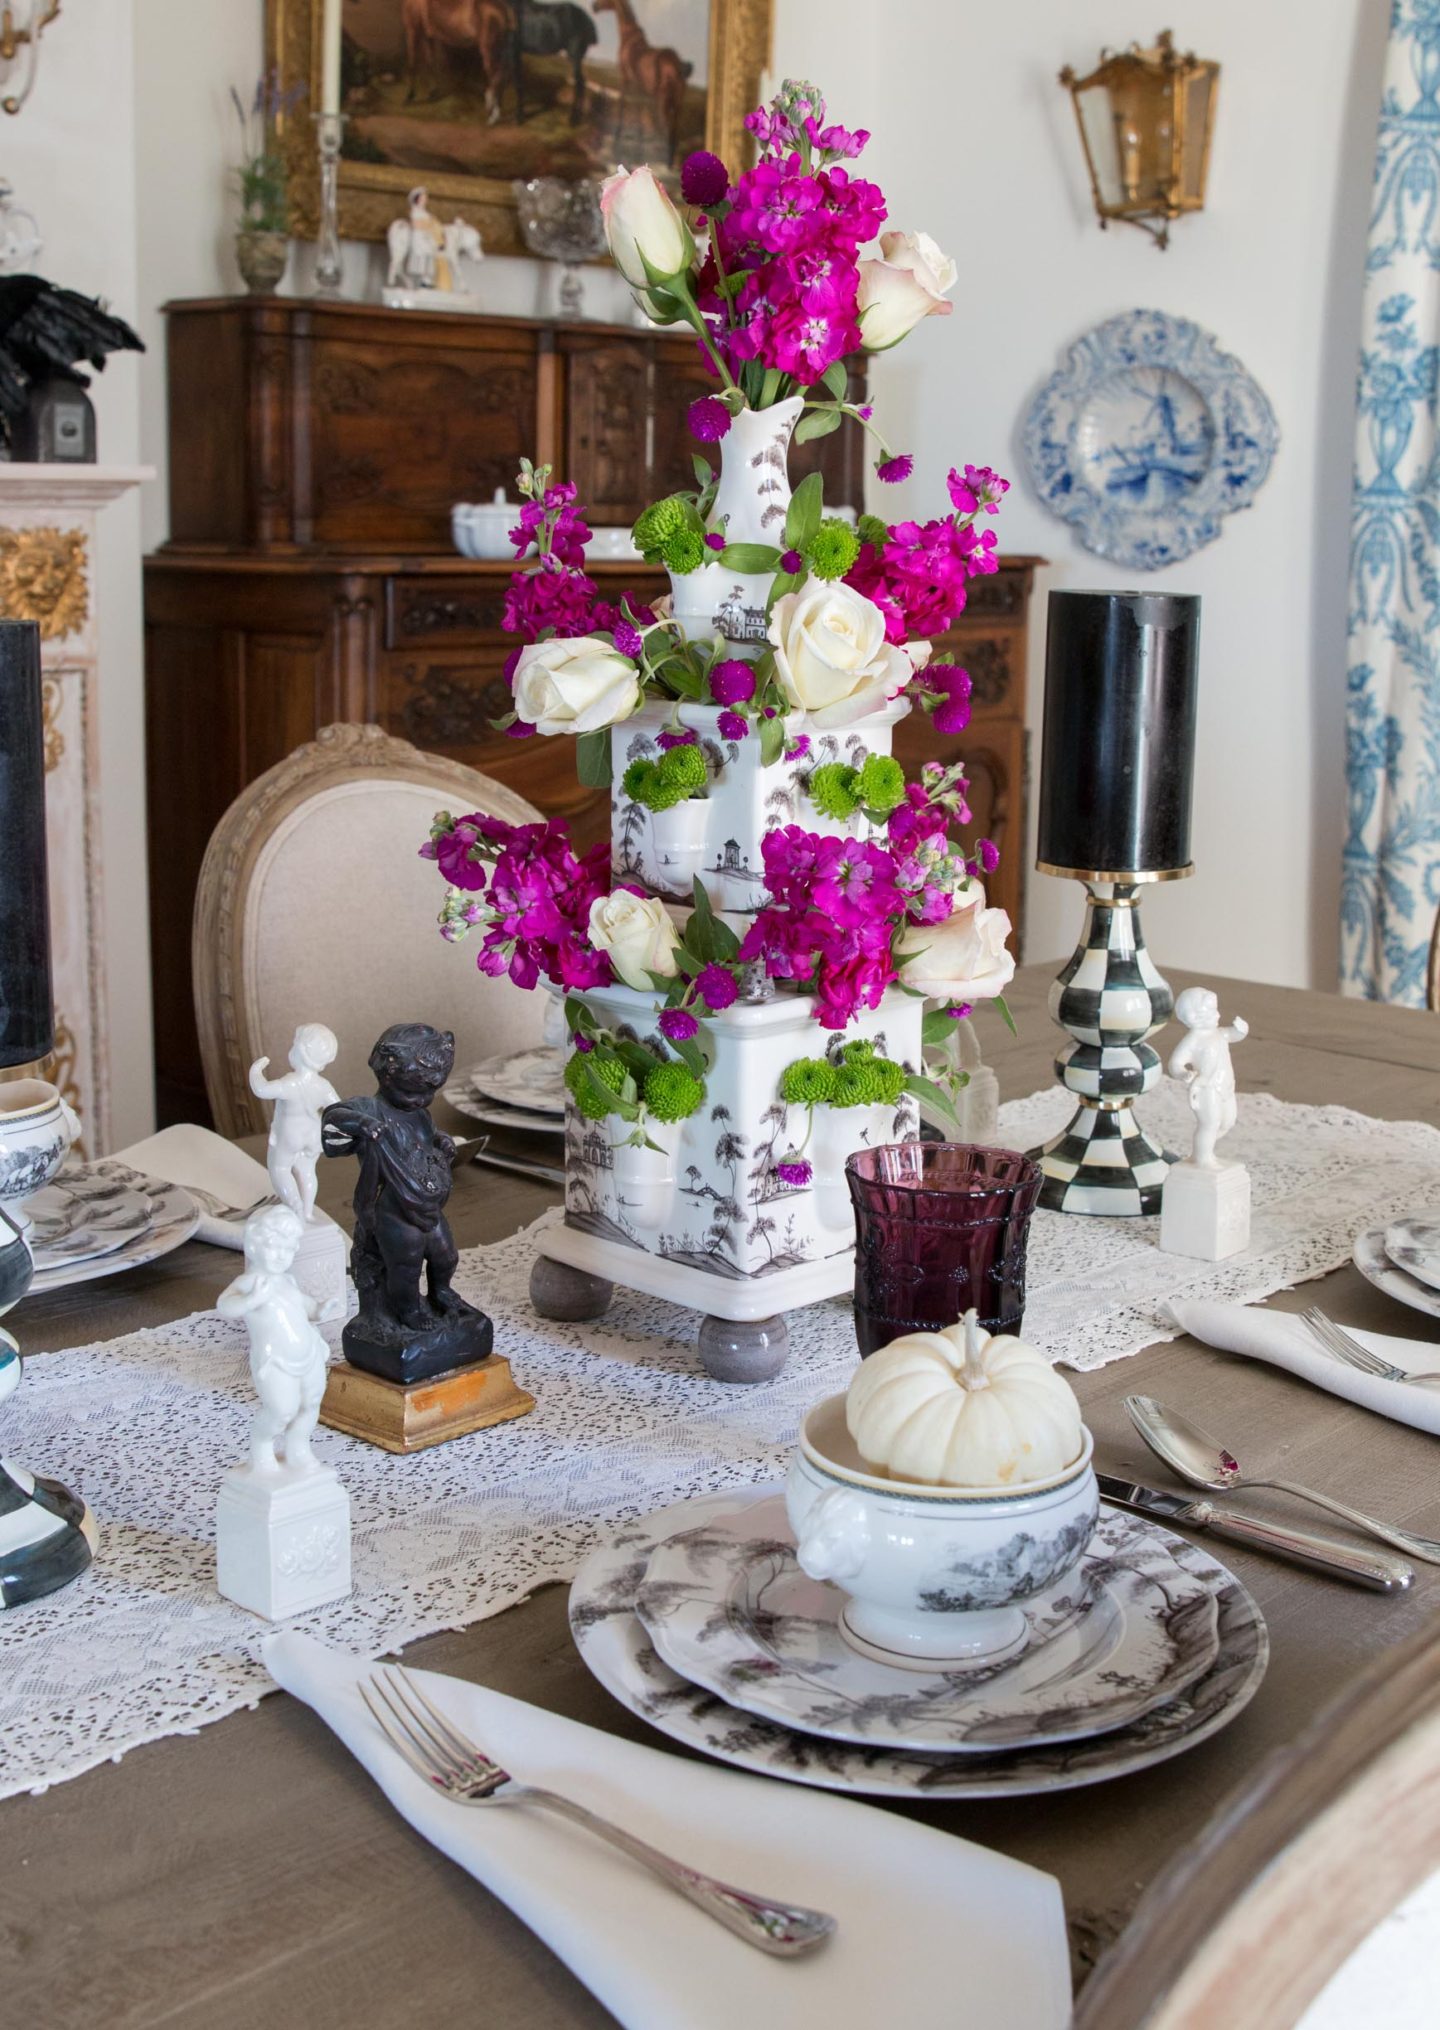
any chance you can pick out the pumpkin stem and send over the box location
[959,1308,990,1391]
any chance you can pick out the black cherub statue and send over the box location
[322,1023,493,1386]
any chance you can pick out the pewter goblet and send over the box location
[513,176,606,319]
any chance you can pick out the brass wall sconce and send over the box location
[0,1,60,116]
[1059,29,1218,250]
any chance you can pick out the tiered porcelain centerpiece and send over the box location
[420,79,1018,1380]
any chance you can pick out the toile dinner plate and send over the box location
[23,1162,200,1296]
[467,1047,567,1116]
[1353,1226,1440,1322]
[634,1496,1219,1754]
[440,1076,565,1140]
[1383,1216,1440,1297]
[570,1488,1268,1801]
[23,1166,151,1268]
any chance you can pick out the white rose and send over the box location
[587,891,682,992]
[898,890,1016,1002]
[599,165,691,287]
[513,635,640,737]
[857,230,957,350]
[767,579,912,728]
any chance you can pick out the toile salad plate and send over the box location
[634,1494,1220,1753]
[570,1489,1269,1800]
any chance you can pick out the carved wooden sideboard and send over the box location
[145,297,1038,1124]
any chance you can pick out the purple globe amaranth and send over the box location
[717,709,749,741]
[876,453,914,484]
[696,962,738,1010]
[681,149,729,207]
[709,658,757,706]
[688,394,733,442]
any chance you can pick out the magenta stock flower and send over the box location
[976,837,1000,874]
[804,114,869,160]
[611,619,644,658]
[875,453,913,484]
[681,150,729,207]
[709,658,757,705]
[430,817,614,993]
[659,1007,700,1042]
[717,709,749,741]
[947,464,1010,515]
[696,962,739,1010]
[688,394,732,442]
[424,814,488,891]
[508,481,592,568]
[921,662,974,735]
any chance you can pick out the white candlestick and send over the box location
[320,0,342,116]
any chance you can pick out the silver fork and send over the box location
[360,1667,836,1958]
[1302,1306,1440,1388]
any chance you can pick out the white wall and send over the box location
[3,0,152,1146]
[772,0,1389,987]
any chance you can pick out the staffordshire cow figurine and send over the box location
[321,1023,493,1386]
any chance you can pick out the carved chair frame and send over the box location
[193,722,539,1139]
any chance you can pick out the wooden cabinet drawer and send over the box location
[385,577,510,649]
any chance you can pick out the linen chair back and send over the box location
[194,723,549,1137]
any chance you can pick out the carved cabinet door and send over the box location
[565,338,653,527]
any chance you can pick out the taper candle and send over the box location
[1036,590,1200,880]
[0,620,52,1069]
[320,0,342,116]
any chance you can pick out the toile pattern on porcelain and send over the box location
[636,1493,1219,1752]
[1383,1216,1440,1297]
[1353,1225,1440,1322]
[569,1489,1269,1801]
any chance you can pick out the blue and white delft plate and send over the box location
[1022,309,1279,570]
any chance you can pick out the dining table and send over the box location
[5,961,1440,2029]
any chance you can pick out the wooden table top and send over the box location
[5,963,1439,2029]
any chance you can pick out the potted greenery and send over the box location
[230,71,300,295]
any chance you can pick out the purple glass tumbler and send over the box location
[846,1144,1043,1357]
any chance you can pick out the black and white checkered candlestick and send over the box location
[1030,884,1176,1215]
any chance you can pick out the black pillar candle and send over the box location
[0,621,53,1069]
[1036,590,1201,880]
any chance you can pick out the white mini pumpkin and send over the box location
[845,1310,1083,1489]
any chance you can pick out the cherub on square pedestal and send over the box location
[1159,987,1252,1262]
[318,1023,534,1452]
[215,1204,352,1621]
[249,1023,348,1310]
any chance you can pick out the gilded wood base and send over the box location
[319,1354,535,1454]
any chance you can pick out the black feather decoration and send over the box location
[0,275,144,441]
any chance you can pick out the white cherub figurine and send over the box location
[1167,987,1248,1169]
[250,1024,340,1224]
[217,1204,334,1476]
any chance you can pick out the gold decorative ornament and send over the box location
[0,0,60,116]
[1059,29,1218,250]
[40,671,63,770]
[0,524,88,639]
[267,0,772,259]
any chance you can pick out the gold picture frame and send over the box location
[268,0,773,259]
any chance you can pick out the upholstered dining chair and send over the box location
[1428,904,1438,1012]
[193,723,551,1137]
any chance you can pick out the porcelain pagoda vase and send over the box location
[667,395,805,649]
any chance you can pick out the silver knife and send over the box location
[1097,1473,1413,1592]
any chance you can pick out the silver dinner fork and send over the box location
[1302,1306,1440,1388]
[360,1667,836,1957]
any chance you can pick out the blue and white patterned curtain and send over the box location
[1343,1,1440,1003]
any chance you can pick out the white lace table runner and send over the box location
[3,1087,1437,1799]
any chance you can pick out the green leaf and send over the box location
[821,361,848,400]
[691,451,713,488]
[766,570,800,615]
[794,407,843,445]
[670,1033,706,1081]
[686,877,721,963]
[784,471,824,550]
[758,712,786,767]
[579,1061,638,1122]
[717,542,782,573]
[576,727,612,788]
[921,1007,961,1046]
[904,1072,960,1129]
[614,1037,658,1080]
[564,995,597,1037]
[993,993,1018,1037]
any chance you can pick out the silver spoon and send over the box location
[1126,1394,1440,1568]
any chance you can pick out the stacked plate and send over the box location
[570,1487,1269,1798]
[21,1159,200,1295]
[1353,1215,1440,1323]
[443,1047,566,1140]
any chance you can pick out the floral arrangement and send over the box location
[230,70,302,234]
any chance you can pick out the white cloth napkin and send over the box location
[265,1632,1071,2030]
[112,1123,336,1252]
[1166,1300,1440,1437]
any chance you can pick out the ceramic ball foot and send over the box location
[530,1255,614,1322]
[696,1313,789,1384]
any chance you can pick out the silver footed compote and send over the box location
[512,177,605,319]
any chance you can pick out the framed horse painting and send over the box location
[268,0,773,257]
